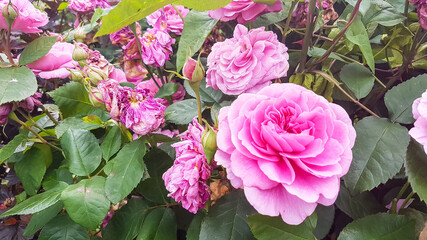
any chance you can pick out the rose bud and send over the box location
[201,125,217,164]
[72,43,89,64]
[2,2,18,28]
[68,69,84,82]
[89,88,104,108]
[183,57,205,84]
[74,26,86,42]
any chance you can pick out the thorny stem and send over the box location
[190,81,203,125]
[399,192,415,213]
[298,0,317,72]
[156,67,167,85]
[16,109,53,136]
[312,70,380,118]
[396,182,410,200]
[307,0,363,70]
[404,0,410,25]
[282,0,299,43]
[2,29,15,64]
[40,105,59,125]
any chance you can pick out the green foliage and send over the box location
[165,99,206,124]
[345,17,375,72]
[340,63,374,99]
[344,117,410,193]
[19,36,58,66]
[49,82,109,119]
[38,214,90,240]
[61,129,102,177]
[184,80,223,103]
[105,138,147,204]
[0,129,28,165]
[174,0,232,11]
[313,205,335,239]
[136,208,177,240]
[187,211,207,240]
[248,214,317,240]
[61,176,110,230]
[176,11,218,71]
[0,66,37,104]
[385,74,427,124]
[55,117,102,138]
[335,185,384,219]
[338,213,415,240]
[101,125,122,161]
[23,202,64,237]
[405,141,427,203]
[154,82,179,98]
[199,190,256,240]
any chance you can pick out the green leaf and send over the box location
[96,0,175,37]
[165,99,206,125]
[14,146,51,195]
[184,80,223,103]
[174,0,232,11]
[105,138,147,204]
[103,198,151,240]
[405,141,427,203]
[399,208,427,236]
[136,148,173,204]
[61,129,102,177]
[308,47,348,63]
[176,11,218,71]
[19,36,58,66]
[187,210,207,240]
[199,190,256,240]
[313,205,335,240]
[252,0,278,5]
[137,208,177,240]
[335,185,383,219]
[384,74,427,124]
[345,17,375,72]
[1,182,67,217]
[55,117,102,138]
[0,129,28,165]
[339,63,374,99]
[0,66,37,104]
[38,214,90,240]
[154,82,179,98]
[61,176,110,230]
[250,1,290,28]
[23,202,63,237]
[337,213,415,240]
[362,0,405,27]
[49,82,109,119]
[101,125,122,161]
[343,117,410,193]
[248,214,317,240]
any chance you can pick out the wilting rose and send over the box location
[146,4,189,35]
[26,42,77,79]
[0,103,12,125]
[208,0,282,24]
[0,0,48,33]
[410,90,427,152]
[215,83,356,225]
[207,24,289,95]
[123,60,148,84]
[18,92,42,112]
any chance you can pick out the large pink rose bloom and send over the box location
[409,90,427,152]
[163,117,212,214]
[0,0,48,33]
[208,0,282,24]
[26,42,77,79]
[215,83,356,225]
[207,24,289,95]
[146,5,189,35]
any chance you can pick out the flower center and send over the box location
[143,33,157,46]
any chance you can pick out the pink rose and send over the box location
[206,24,289,95]
[215,83,356,225]
[68,0,110,13]
[0,103,12,125]
[146,4,189,35]
[0,0,48,33]
[26,42,77,79]
[18,92,42,112]
[409,90,427,152]
[208,0,282,24]
[419,3,427,29]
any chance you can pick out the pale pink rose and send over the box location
[137,77,185,104]
[409,90,427,152]
[146,4,189,35]
[0,0,48,33]
[26,42,77,79]
[206,24,289,95]
[163,117,212,213]
[215,83,356,225]
[208,0,282,24]
[68,0,110,13]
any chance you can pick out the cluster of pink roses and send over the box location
[97,79,167,136]
[163,117,212,213]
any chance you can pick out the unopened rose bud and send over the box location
[68,69,84,82]
[87,66,108,85]
[201,125,217,164]
[183,57,205,84]
[2,2,18,28]
[89,88,104,107]
[72,43,89,63]
[74,27,86,42]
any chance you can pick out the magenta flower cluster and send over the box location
[208,0,282,24]
[163,117,212,214]
[97,79,166,136]
[215,83,356,224]
[207,24,289,95]
[146,4,189,35]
